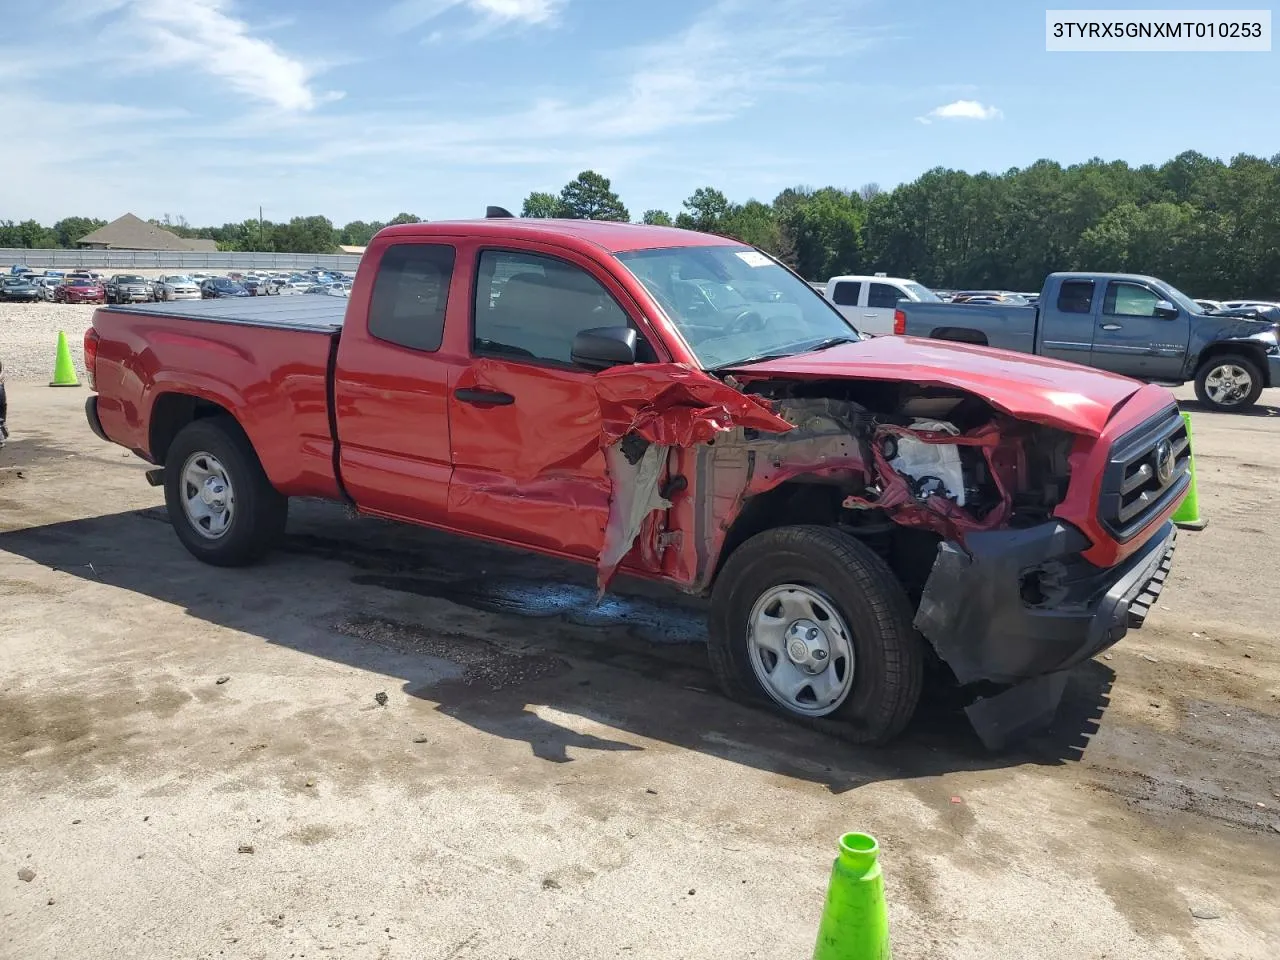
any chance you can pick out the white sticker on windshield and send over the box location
[735,251,773,268]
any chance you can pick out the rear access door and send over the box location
[331,240,459,525]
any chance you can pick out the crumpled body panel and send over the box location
[595,363,793,446]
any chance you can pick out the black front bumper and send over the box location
[915,519,1177,687]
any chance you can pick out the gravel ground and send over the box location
[0,303,96,381]
[0,305,1277,959]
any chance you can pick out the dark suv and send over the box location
[200,277,250,299]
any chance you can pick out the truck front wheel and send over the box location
[163,417,287,566]
[1195,354,1263,411]
[708,525,924,744]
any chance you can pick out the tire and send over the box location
[708,525,924,745]
[1194,353,1264,411]
[163,417,288,566]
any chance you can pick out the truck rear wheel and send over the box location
[708,525,924,744]
[1194,354,1263,411]
[163,417,287,566]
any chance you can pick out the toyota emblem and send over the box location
[1154,440,1175,486]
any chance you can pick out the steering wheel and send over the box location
[728,309,766,334]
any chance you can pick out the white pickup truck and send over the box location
[824,274,939,335]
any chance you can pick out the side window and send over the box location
[867,283,902,309]
[473,250,630,365]
[1103,282,1160,318]
[1056,279,1095,314]
[831,281,861,306]
[368,243,456,352]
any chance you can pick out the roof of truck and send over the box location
[377,218,747,254]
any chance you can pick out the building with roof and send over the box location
[76,214,218,253]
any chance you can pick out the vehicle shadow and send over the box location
[1177,398,1280,418]
[0,500,1114,795]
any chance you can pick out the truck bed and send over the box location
[103,295,346,333]
[901,301,1038,354]
[90,295,342,502]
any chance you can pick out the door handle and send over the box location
[1100,323,1122,331]
[454,387,514,407]
[862,313,877,318]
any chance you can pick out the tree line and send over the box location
[0,213,425,256]
[4,150,1277,298]
[521,154,1280,299]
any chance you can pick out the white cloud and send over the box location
[0,0,874,224]
[386,0,567,34]
[97,0,326,111]
[916,99,1003,124]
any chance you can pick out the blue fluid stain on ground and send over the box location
[350,573,707,646]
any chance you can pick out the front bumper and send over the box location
[915,519,1176,686]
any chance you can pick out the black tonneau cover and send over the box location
[104,295,346,333]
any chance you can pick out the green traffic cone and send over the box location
[812,833,892,960]
[1172,410,1206,530]
[49,331,80,388]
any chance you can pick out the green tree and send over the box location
[679,187,731,232]
[52,216,106,247]
[641,209,673,226]
[521,192,564,218]
[339,220,380,246]
[558,171,629,221]
[387,212,422,225]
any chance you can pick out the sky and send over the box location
[0,0,1276,227]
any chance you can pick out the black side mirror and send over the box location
[1153,299,1179,320]
[571,326,637,370]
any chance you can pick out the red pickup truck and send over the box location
[83,217,1187,747]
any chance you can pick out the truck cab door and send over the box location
[446,245,657,562]
[862,282,905,336]
[331,241,458,525]
[1090,280,1190,380]
[827,279,862,325]
[1038,278,1098,364]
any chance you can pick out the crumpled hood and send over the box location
[725,335,1147,437]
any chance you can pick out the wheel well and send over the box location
[149,393,236,464]
[1196,343,1271,386]
[929,327,988,346]
[711,480,944,604]
[714,482,844,584]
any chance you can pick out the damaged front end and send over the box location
[592,366,1169,748]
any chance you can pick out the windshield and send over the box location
[902,281,940,302]
[615,245,860,369]
[118,275,145,283]
[168,276,192,283]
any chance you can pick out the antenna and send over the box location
[486,206,515,219]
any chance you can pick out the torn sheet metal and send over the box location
[591,365,793,590]
[594,363,793,446]
[597,439,672,592]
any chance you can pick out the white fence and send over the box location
[1,248,363,272]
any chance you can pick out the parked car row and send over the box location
[4,265,356,305]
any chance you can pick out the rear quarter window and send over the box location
[367,244,456,352]
[830,281,861,306]
[1056,280,1095,314]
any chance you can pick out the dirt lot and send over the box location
[1,376,1278,960]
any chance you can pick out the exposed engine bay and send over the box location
[689,377,1079,590]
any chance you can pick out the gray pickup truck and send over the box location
[897,272,1280,412]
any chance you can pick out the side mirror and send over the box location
[1153,299,1179,319]
[571,326,637,370]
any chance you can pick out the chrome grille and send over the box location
[1098,406,1191,542]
